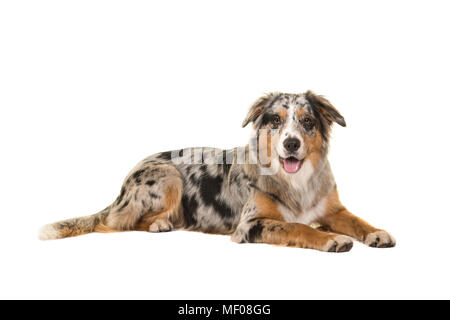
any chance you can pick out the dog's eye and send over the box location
[271,115,281,127]
[302,117,314,130]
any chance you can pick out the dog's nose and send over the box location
[284,138,300,153]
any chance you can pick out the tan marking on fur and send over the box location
[94,223,119,233]
[319,189,380,242]
[135,183,182,231]
[292,107,324,169]
[164,183,184,226]
[253,218,350,251]
[254,192,284,220]
[278,108,287,121]
[243,106,264,128]
[296,108,306,118]
[251,192,351,252]
[303,124,323,169]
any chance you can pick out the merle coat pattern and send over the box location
[39,91,396,252]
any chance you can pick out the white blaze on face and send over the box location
[276,102,305,159]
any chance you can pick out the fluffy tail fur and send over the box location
[38,207,112,240]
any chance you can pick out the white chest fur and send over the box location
[278,197,327,225]
[277,159,330,224]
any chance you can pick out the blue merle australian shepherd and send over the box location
[39,91,395,252]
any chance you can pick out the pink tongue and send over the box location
[283,157,301,173]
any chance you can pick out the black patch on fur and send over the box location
[248,220,264,243]
[268,223,285,232]
[221,150,233,176]
[146,180,156,187]
[305,104,313,113]
[116,186,126,205]
[199,173,234,219]
[132,169,145,183]
[248,183,286,207]
[181,195,198,227]
[189,174,198,184]
[157,151,174,161]
[148,192,160,199]
[222,163,232,177]
[223,164,231,176]
[260,112,276,127]
[220,149,233,176]
[118,199,130,212]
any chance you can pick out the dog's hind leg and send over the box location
[39,163,184,240]
[104,163,184,232]
[134,182,184,233]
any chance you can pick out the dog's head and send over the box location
[242,91,346,174]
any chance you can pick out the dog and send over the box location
[39,90,395,252]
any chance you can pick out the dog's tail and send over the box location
[38,206,114,240]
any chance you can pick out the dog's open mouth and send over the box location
[280,156,303,174]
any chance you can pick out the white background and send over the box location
[1,0,449,299]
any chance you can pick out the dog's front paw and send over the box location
[322,235,353,253]
[148,218,172,233]
[364,230,396,248]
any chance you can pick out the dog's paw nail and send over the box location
[323,235,353,253]
[364,231,396,248]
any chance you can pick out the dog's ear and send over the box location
[305,90,346,127]
[242,93,279,128]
